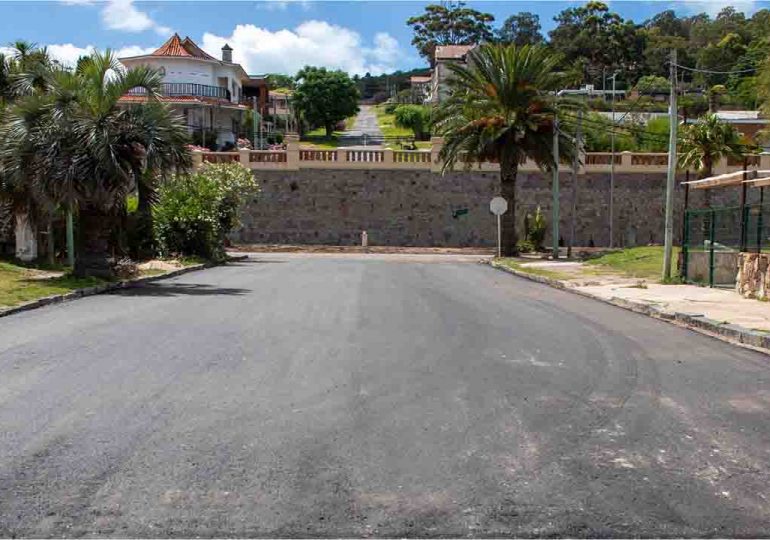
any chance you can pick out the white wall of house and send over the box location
[120,57,242,104]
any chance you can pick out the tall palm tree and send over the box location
[1,51,190,277]
[433,44,576,256]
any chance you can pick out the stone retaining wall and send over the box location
[737,252,770,299]
[233,168,741,248]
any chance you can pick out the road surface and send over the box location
[338,104,383,146]
[1,253,770,537]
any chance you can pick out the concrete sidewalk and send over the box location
[500,258,770,349]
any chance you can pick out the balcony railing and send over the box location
[127,83,230,101]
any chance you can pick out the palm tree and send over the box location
[679,114,744,181]
[1,51,190,277]
[433,44,576,256]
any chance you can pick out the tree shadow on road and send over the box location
[108,282,250,297]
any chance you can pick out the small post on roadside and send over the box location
[66,206,75,268]
[490,197,508,258]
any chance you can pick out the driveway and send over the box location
[338,104,383,146]
[1,253,770,537]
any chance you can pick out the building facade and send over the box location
[119,34,259,149]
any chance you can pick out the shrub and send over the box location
[153,163,259,261]
[393,105,432,140]
[525,206,547,251]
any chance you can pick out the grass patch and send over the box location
[373,104,413,138]
[300,134,342,149]
[0,261,104,308]
[586,246,679,281]
[496,258,573,281]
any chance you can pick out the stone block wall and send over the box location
[737,253,770,299]
[232,168,735,248]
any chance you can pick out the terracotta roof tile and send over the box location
[151,33,216,60]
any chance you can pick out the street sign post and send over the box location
[490,197,508,258]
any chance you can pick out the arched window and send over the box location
[159,66,166,76]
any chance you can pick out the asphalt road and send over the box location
[2,253,770,537]
[339,105,383,146]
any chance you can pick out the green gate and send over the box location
[682,202,770,287]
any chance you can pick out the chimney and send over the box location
[221,43,233,63]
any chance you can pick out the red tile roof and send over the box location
[118,95,204,104]
[435,45,475,60]
[151,33,216,60]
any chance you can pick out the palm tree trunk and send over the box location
[136,172,155,260]
[500,150,518,256]
[74,203,115,278]
[703,157,713,207]
[14,212,38,262]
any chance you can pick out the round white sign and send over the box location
[490,197,508,216]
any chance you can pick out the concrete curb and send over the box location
[489,260,770,354]
[0,255,248,320]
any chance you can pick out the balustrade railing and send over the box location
[127,83,230,101]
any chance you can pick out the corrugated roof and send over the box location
[435,45,475,60]
[151,33,216,60]
[410,76,431,83]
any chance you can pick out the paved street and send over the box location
[2,253,770,537]
[338,105,384,146]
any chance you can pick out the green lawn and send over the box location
[586,246,680,280]
[0,261,104,308]
[372,104,413,138]
[495,258,574,281]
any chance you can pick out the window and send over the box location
[159,66,166,76]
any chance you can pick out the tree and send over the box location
[265,73,295,91]
[394,105,431,140]
[0,51,190,277]
[433,44,576,256]
[679,114,744,182]
[292,66,359,137]
[635,75,670,93]
[548,2,642,86]
[407,2,495,65]
[497,12,544,46]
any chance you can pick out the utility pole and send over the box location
[663,49,678,280]
[569,110,583,259]
[66,206,74,268]
[552,113,560,260]
[609,72,617,248]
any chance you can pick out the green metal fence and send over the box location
[682,202,770,287]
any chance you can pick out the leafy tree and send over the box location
[265,73,295,91]
[497,12,544,46]
[635,75,670,93]
[433,44,576,256]
[407,1,495,65]
[393,105,431,139]
[548,2,643,86]
[292,66,359,137]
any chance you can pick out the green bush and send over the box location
[153,163,259,261]
[393,104,432,140]
[525,206,547,251]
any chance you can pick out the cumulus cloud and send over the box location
[99,0,171,35]
[11,43,156,67]
[201,21,402,75]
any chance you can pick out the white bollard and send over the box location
[361,230,368,248]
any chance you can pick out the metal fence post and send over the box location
[709,208,716,287]
[682,209,690,281]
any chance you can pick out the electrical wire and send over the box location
[671,62,757,75]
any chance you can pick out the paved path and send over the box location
[1,253,770,537]
[338,104,383,147]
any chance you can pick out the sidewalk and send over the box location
[493,257,770,351]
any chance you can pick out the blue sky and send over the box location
[1,1,768,75]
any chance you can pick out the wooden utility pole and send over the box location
[662,49,678,280]
[609,73,617,248]
[552,113,560,259]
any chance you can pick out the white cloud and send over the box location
[201,21,402,75]
[100,0,171,35]
[12,43,156,67]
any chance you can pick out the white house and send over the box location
[119,34,264,149]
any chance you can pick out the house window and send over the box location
[159,66,166,76]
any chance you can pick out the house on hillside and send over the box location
[428,44,476,104]
[409,75,431,103]
[119,34,270,150]
[714,110,769,144]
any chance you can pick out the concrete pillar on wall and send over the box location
[430,136,444,173]
[239,148,251,167]
[191,150,204,170]
[285,133,300,171]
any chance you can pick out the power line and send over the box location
[671,62,757,75]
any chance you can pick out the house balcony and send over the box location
[127,83,231,101]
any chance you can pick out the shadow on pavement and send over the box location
[226,258,286,265]
[109,282,250,297]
